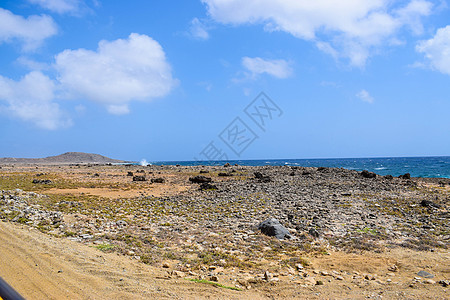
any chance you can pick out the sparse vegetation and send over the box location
[185,278,242,291]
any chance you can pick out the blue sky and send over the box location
[0,0,450,162]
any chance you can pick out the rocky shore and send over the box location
[0,164,448,298]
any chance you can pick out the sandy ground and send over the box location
[1,220,449,299]
[0,221,251,300]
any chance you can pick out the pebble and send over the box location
[264,271,272,281]
[172,270,185,278]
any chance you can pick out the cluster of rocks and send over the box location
[0,189,62,228]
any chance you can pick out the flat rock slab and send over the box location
[417,271,434,279]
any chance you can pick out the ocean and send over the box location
[147,156,450,179]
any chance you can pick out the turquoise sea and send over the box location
[148,156,450,178]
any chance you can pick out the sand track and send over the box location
[0,221,249,300]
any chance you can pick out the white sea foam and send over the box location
[140,159,150,166]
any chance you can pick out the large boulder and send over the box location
[189,175,212,183]
[151,178,165,183]
[132,175,146,182]
[254,172,271,182]
[258,218,291,240]
[399,173,411,180]
[199,182,218,191]
[361,170,376,179]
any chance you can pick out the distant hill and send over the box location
[0,152,129,164]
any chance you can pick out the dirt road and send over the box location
[0,221,248,299]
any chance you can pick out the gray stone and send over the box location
[258,218,291,240]
[417,270,434,279]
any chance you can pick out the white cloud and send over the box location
[356,89,374,104]
[416,25,450,75]
[28,0,83,14]
[0,8,57,51]
[0,71,71,129]
[202,0,433,67]
[189,18,210,40]
[54,33,177,115]
[0,33,176,129]
[242,57,292,79]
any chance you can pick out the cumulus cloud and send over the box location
[0,33,176,129]
[242,57,292,79]
[0,8,57,51]
[416,25,450,75]
[356,89,374,104]
[27,0,84,14]
[55,33,177,115]
[202,0,433,67]
[0,71,71,129]
[189,18,210,40]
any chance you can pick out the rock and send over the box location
[224,163,231,167]
[172,270,185,278]
[162,262,170,268]
[199,183,217,191]
[309,228,320,238]
[116,220,128,227]
[132,175,146,182]
[189,176,212,183]
[258,218,291,240]
[32,179,52,184]
[439,280,449,287]
[316,280,324,285]
[199,170,209,174]
[424,279,436,284]
[417,270,434,278]
[361,170,376,179]
[210,275,219,282]
[384,175,394,180]
[388,264,398,272]
[336,276,344,280]
[264,271,272,281]
[254,172,271,182]
[399,173,411,179]
[127,171,133,176]
[420,200,441,209]
[151,178,165,183]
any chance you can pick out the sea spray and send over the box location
[140,159,150,166]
